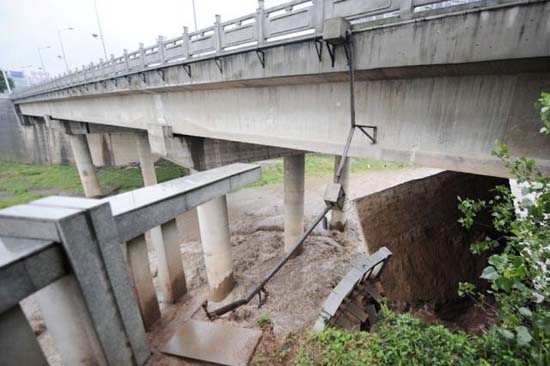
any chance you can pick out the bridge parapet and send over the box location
[11,0,503,100]
[0,163,260,365]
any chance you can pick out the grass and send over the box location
[248,154,406,187]
[0,155,404,208]
[0,160,187,208]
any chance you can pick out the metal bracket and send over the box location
[139,72,146,83]
[124,75,131,84]
[356,125,377,144]
[101,80,107,89]
[326,43,336,67]
[112,78,118,87]
[182,64,191,78]
[256,49,265,68]
[214,57,223,74]
[93,82,98,91]
[314,39,323,62]
[157,69,166,82]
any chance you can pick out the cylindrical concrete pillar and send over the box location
[69,134,102,198]
[34,275,107,366]
[284,153,305,255]
[0,305,49,366]
[331,155,351,231]
[196,195,235,302]
[136,133,187,304]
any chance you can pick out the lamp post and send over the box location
[92,0,108,60]
[37,46,51,74]
[192,0,198,31]
[57,27,74,73]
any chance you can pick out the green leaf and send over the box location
[516,326,532,346]
[480,266,499,281]
[519,307,532,318]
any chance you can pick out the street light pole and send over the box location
[57,27,74,73]
[93,0,108,60]
[37,46,51,74]
[192,0,198,31]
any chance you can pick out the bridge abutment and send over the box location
[284,153,305,256]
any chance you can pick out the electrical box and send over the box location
[324,182,345,209]
[323,17,351,45]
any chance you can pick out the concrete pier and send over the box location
[34,275,107,365]
[0,305,49,366]
[136,133,187,303]
[331,155,350,231]
[196,195,235,302]
[69,134,101,198]
[284,154,305,255]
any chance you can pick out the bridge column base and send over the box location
[69,134,102,198]
[284,153,305,256]
[136,133,187,304]
[331,155,350,231]
[197,195,235,302]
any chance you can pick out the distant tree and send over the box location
[0,70,15,93]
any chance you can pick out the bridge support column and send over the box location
[69,134,102,198]
[331,155,351,231]
[136,133,187,304]
[0,305,49,366]
[197,195,235,302]
[34,275,107,366]
[284,153,305,256]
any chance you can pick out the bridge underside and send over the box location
[17,66,550,177]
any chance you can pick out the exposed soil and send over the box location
[19,165,498,365]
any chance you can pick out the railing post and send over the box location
[256,0,266,47]
[183,26,191,59]
[400,0,414,19]
[99,58,106,78]
[110,53,116,75]
[314,0,326,35]
[89,62,95,80]
[157,36,166,64]
[139,42,146,69]
[214,15,223,55]
[123,49,130,72]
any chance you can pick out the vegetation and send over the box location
[295,307,524,366]
[248,154,405,187]
[458,92,550,365]
[0,160,187,208]
[286,93,550,365]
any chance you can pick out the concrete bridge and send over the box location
[9,0,550,177]
[2,1,550,364]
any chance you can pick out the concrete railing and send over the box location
[11,0,485,99]
[0,163,260,365]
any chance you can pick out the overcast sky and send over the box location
[0,0,288,77]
